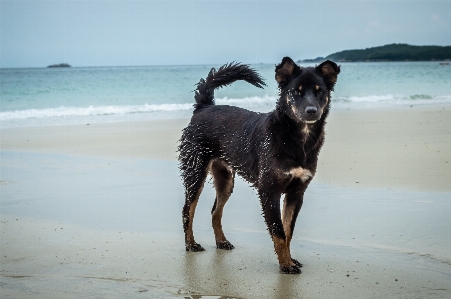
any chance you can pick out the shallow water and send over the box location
[1,62,451,127]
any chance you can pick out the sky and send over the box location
[1,0,450,68]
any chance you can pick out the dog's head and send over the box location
[275,57,340,124]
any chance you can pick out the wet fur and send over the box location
[178,58,340,274]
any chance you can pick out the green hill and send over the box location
[301,44,451,62]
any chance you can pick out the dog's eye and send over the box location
[317,90,324,95]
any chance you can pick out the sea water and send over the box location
[1,62,450,128]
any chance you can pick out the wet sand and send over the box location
[1,105,451,298]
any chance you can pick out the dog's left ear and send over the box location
[275,57,300,87]
[316,60,340,90]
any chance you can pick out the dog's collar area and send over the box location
[304,120,317,124]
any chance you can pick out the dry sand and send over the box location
[1,104,450,298]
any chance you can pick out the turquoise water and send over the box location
[1,62,450,127]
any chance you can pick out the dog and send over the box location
[178,57,340,274]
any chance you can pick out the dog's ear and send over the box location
[275,57,299,85]
[316,60,340,90]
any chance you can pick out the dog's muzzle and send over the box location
[303,106,320,124]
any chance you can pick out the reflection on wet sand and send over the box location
[183,251,242,299]
[1,152,450,298]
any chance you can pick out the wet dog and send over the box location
[178,57,340,274]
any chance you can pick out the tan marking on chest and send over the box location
[285,167,313,183]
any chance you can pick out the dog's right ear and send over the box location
[275,57,299,86]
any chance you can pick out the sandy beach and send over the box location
[1,104,451,298]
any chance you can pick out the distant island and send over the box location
[47,63,71,68]
[300,44,451,62]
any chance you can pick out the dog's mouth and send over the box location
[302,114,321,124]
[299,105,322,124]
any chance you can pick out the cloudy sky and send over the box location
[1,0,450,68]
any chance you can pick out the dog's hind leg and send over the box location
[181,158,209,252]
[210,159,235,250]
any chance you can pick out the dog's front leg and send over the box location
[282,184,308,269]
[259,189,301,274]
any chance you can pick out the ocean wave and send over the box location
[334,94,451,105]
[216,95,277,107]
[219,94,451,106]
[1,94,450,122]
[0,103,193,121]
[0,96,278,121]
[335,94,399,103]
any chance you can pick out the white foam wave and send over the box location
[0,96,278,122]
[1,94,450,123]
[0,103,193,121]
[335,94,399,103]
[333,94,451,110]
[216,95,277,108]
[335,94,451,104]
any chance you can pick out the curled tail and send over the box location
[194,62,266,110]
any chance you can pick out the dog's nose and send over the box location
[305,107,317,115]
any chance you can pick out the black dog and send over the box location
[178,57,340,274]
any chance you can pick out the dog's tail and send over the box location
[194,62,266,110]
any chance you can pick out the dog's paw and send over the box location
[216,240,235,250]
[185,243,205,252]
[291,258,303,268]
[279,264,302,274]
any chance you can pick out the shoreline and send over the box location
[1,104,450,192]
